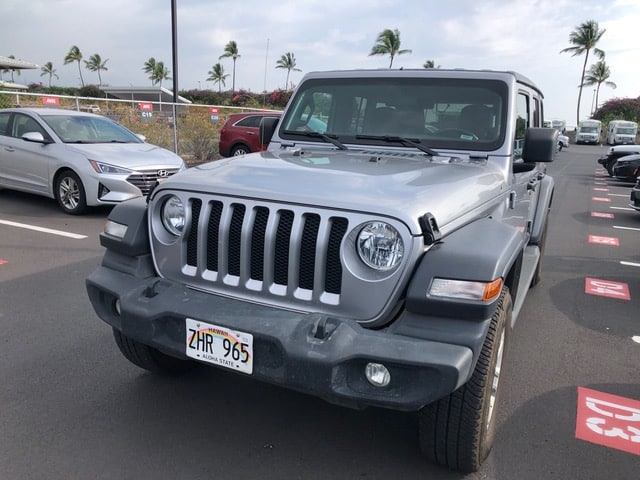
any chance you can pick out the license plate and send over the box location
[185,318,253,374]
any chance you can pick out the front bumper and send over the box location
[86,261,475,412]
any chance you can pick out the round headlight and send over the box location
[357,221,404,270]
[161,195,185,236]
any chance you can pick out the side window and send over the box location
[532,97,541,127]
[236,116,261,128]
[12,113,46,138]
[0,112,10,136]
[514,92,529,159]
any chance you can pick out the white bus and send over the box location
[606,120,638,145]
[576,119,602,144]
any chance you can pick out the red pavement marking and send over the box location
[585,277,630,300]
[592,197,611,202]
[576,387,640,456]
[0,259,7,265]
[588,235,619,246]
[591,212,615,219]
[593,187,609,192]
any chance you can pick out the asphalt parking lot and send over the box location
[1,144,639,479]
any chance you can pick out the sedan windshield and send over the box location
[42,115,143,144]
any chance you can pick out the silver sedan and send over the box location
[0,107,186,214]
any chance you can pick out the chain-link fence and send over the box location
[0,90,280,166]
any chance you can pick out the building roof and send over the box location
[101,86,192,105]
[0,55,39,70]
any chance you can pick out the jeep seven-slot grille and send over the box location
[186,198,349,296]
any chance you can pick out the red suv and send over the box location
[219,112,282,157]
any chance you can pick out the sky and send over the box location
[1,0,639,128]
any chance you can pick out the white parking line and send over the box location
[0,219,87,239]
[621,261,640,268]
[608,193,630,197]
[613,225,640,232]
[610,206,634,211]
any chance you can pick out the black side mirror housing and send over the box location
[522,127,557,163]
[259,117,279,146]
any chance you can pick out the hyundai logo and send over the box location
[157,169,170,178]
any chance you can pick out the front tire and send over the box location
[113,329,193,375]
[418,287,512,473]
[55,170,87,215]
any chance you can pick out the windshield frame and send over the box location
[278,76,508,152]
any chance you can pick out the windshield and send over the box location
[617,127,636,135]
[42,115,143,144]
[279,76,507,151]
[580,126,599,133]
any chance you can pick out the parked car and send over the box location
[612,153,640,182]
[597,144,640,176]
[218,112,282,157]
[0,107,186,214]
[630,178,640,212]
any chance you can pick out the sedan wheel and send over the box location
[55,170,87,215]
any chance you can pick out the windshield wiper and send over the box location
[283,130,348,150]
[355,134,438,156]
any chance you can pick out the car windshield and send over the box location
[279,76,507,151]
[42,115,143,144]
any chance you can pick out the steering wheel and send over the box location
[434,128,478,140]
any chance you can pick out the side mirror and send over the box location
[21,131,49,144]
[522,127,557,163]
[259,117,279,146]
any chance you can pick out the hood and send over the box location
[158,149,506,234]
[66,142,185,170]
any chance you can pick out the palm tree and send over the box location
[275,52,302,90]
[219,40,240,93]
[143,57,157,85]
[40,62,59,87]
[84,53,109,87]
[560,20,606,125]
[582,60,616,115]
[369,28,412,68]
[423,59,440,69]
[153,61,171,88]
[64,45,85,87]
[206,63,229,92]
[2,54,21,82]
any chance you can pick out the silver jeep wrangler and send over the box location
[86,69,556,472]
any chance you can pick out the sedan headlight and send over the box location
[161,195,185,236]
[89,160,133,175]
[357,221,404,270]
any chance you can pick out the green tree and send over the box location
[40,61,59,87]
[153,61,171,88]
[275,52,302,90]
[560,20,606,125]
[143,58,170,87]
[143,57,157,85]
[582,60,616,116]
[219,40,240,94]
[206,63,229,93]
[64,45,85,87]
[369,28,412,68]
[423,59,440,69]
[84,53,109,87]
[1,54,21,82]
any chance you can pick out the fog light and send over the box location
[365,363,391,387]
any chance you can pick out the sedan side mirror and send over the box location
[21,131,50,144]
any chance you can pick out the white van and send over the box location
[576,119,602,144]
[606,120,637,145]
